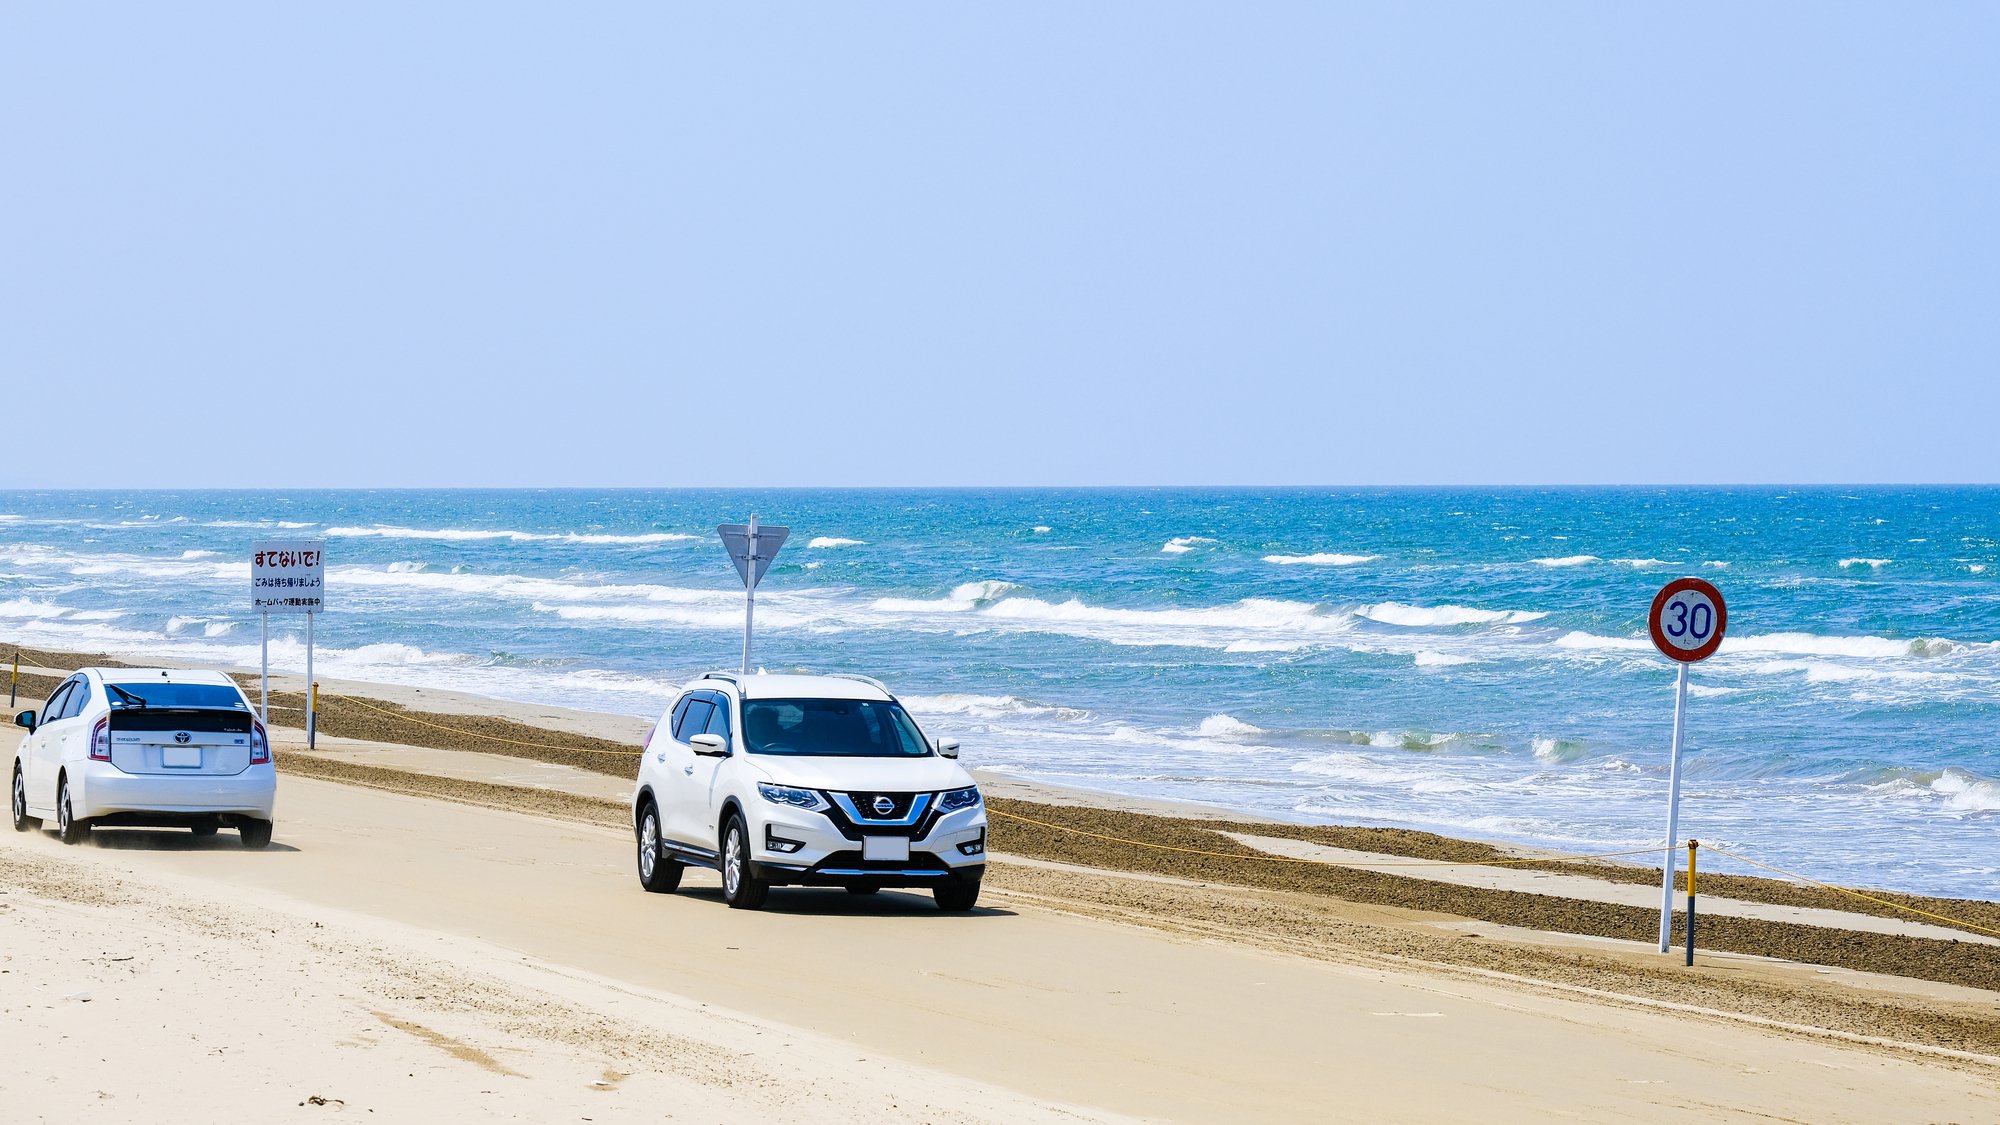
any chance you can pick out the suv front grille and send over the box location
[824,791,936,836]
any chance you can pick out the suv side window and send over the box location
[703,696,734,748]
[675,697,715,743]
[63,679,91,719]
[666,696,693,742]
[42,682,74,724]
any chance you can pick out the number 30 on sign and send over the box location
[1649,577,1727,662]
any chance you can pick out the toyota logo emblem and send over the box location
[871,796,895,816]
[174,732,191,744]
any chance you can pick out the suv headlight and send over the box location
[938,786,982,813]
[757,783,828,812]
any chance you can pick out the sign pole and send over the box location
[741,514,760,674]
[305,610,316,749]
[260,611,270,725]
[1657,660,1689,952]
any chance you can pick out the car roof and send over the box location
[688,673,893,702]
[83,667,240,687]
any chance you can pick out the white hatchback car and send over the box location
[11,668,277,847]
[632,672,987,911]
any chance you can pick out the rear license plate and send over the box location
[862,837,910,863]
[161,745,202,769]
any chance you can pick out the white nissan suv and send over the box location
[631,672,986,911]
[11,667,277,847]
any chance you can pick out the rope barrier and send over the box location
[1702,844,2000,940]
[320,693,640,757]
[986,807,1666,869]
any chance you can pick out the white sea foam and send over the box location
[325,525,697,545]
[385,561,428,573]
[1703,560,1730,569]
[1359,602,1547,627]
[1263,553,1379,566]
[0,599,67,619]
[1161,536,1216,555]
[1970,564,1988,575]
[1414,651,1473,667]
[200,520,317,529]
[1553,631,1651,652]
[871,581,1023,613]
[1723,632,1958,660]
[1532,737,1588,763]
[1224,640,1306,653]
[1933,769,2000,813]
[808,537,866,549]
[1196,714,1264,739]
[902,694,1090,723]
[1611,558,1668,568]
[179,550,222,560]
[1032,526,1052,533]
[1839,558,1892,569]
[68,610,125,621]
[1533,555,1601,567]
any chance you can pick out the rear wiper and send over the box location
[107,685,148,708]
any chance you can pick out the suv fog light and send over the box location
[765,826,805,854]
[957,829,986,856]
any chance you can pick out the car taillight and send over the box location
[250,720,270,764]
[90,716,112,762]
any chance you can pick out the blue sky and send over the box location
[4,4,1994,487]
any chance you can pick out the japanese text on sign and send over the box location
[252,539,326,614]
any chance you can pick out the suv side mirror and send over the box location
[936,739,960,760]
[689,732,730,757]
[14,710,35,732]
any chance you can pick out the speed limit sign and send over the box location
[1649,577,1727,662]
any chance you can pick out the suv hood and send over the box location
[747,754,976,794]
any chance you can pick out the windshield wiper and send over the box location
[106,685,149,708]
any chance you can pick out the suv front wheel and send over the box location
[935,877,981,912]
[636,803,684,894]
[720,815,769,910]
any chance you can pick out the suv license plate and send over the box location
[862,837,910,863]
[162,746,201,769]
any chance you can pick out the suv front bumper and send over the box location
[751,799,987,887]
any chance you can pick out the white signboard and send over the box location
[252,540,326,614]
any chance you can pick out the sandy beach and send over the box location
[3,643,1998,1122]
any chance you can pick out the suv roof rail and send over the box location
[700,671,740,686]
[825,672,892,695]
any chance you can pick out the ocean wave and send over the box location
[1032,526,1052,533]
[807,537,866,549]
[1933,769,2000,813]
[1532,737,1589,763]
[1161,536,1216,555]
[1414,651,1474,667]
[1263,553,1379,566]
[1723,632,1961,660]
[872,581,1023,613]
[385,561,428,573]
[902,693,1091,723]
[325,525,698,545]
[179,550,222,560]
[1533,555,1601,567]
[1196,714,1265,739]
[200,520,317,530]
[1839,558,1892,569]
[0,599,67,619]
[1358,602,1546,627]
[1224,639,1305,653]
[1554,631,1651,652]
[1611,558,1668,568]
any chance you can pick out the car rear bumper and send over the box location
[73,761,276,820]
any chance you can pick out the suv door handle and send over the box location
[683,765,694,775]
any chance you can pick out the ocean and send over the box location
[1,487,1994,898]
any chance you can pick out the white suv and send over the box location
[631,672,987,911]
[11,668,277,848]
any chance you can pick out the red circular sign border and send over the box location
[1649,577,1728,663]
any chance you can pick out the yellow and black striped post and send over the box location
[1685,839,1699,966]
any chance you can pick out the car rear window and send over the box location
[741,698,932,758]
[107,683,248,710]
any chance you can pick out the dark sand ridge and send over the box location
[10,644,2000,1058]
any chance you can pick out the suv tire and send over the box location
[934,877,981,912]
[11,765,38,832]
[720,815,768,910]
[636,803,684,894]
[239,819,274,849]
[56,776,90,845]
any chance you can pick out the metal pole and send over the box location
[305,611,316,749]
[8,651,16,707]
[260,611,270,726]
[1686,839,1699,966]
[741,514,759,675]
[1657,660,1690,952]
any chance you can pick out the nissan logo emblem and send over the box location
[174,732,191,744]
[871,796,895,816]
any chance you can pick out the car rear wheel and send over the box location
[720,815,768,910]
[56,777,90,845]
[636,804,683,894]
[934,878,981,912]
[239,819,274,849]
[11,765,38,832]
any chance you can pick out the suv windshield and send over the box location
[107,683,247,710]
[741,698,932,758]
